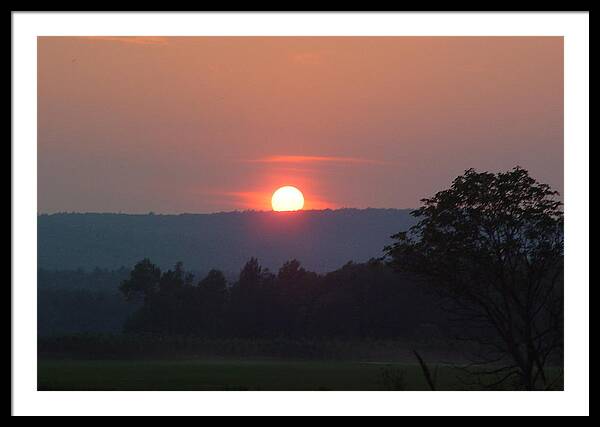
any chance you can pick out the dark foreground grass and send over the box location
[39,359,562,391]
[39,359,471,391]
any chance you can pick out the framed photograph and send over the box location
[12,11,589,416]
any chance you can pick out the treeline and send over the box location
[119,258,447,340]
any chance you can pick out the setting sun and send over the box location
[271,186,305,211]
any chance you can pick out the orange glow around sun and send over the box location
[271,186,305,211]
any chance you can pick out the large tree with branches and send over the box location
[385,167,563,390]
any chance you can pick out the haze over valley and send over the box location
[38,208,415,274]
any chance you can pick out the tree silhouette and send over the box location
[276,260,318,337]
[196,269,228,337]
[117,255,444,341]
[229,258,277,337]
[385,167,563,390]
[119,258,161,302]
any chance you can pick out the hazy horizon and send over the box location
[38,206,415,215]
[38,207,417,272]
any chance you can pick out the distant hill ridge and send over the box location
[38,208,416,273]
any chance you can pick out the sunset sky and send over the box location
[38,36,563,213]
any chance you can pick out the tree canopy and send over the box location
[385,167,563,390]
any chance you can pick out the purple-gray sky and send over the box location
[38,36,563,213]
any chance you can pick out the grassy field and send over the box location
[38,359,473,391]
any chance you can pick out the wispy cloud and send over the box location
[240,155,384,165]
[84,36,169,46]
[291,52,323,65]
